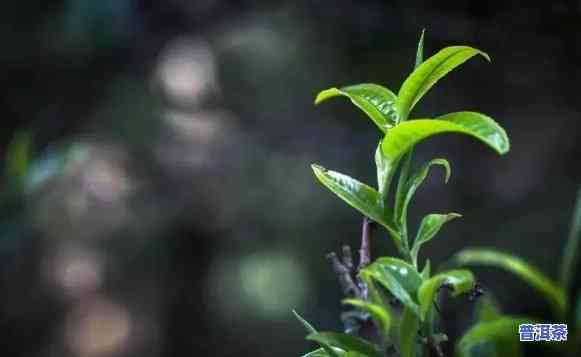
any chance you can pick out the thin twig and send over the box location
[327,252,360,297]
[342,245,354,271]
[358,217,372,270]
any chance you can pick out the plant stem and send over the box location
[394,148,415,264]
[358,217,372,270]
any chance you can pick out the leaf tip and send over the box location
[479,50,492,62]
[448,213,462,220]
[314,88,341,105]
[311,163,325,173]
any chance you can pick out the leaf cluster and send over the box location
[297,32,512,357]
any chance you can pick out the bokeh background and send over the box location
[1,1,580,356]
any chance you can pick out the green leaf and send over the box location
[359,272,387,308]
[410,213,461,267]
[344,352,367,357]
[315,84,399,132]
[418,270,474,321]
[456,317,533,357]
[420,259,431,279]
[435,112,509,153]
[307,332,381,357]
[455,249,567,318]
[311,165,400,243]
[305,348,349,357]
[415,29,425,70]
[395,158,451,227]
[293,310,318,334]
[399,307,420,357]
[381,113,509,179]
[342,299,391,339]
[397,46,490,119]
[294,310,341,357]
[559,186,581,295]
[361,257,423,316]
[302,348,345,357]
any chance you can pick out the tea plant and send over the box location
[452,188,581,356]
[295,32,511,357]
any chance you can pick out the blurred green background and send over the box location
[0,1,580,356]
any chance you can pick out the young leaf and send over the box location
[410,213,461,267]
[456,317,534,357]
[559,186,581,295]
[311,165,400,243]
[307,332,381,357]
[435,111,509,153]
[395,158,451,227]
[381,112,509,177]
[397,46,490,119]
[294,310,342,357]
[454,249,567,318]
[361,258,423,316]
[399,307,420,357]
[417,270,474,321]
[414,29,425,70]
[315,84,399,132]
[342,299,391,339]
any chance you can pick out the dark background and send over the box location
[0,1,580,356]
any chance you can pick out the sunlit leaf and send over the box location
[311,165,400,243]
[395,158,451,227]
[414,29,425,70]
[379,113,509,189]
[382,112,508,174]
[294,310,341,357]
[559,187,581,295]
[361,257,422,316]
[307,332,381,357]
[455,249,566,318]
[315,84,399,132]
[410,213,461,267]
[418,270,474,321]
[456,317,534,357]
[435,112,509,153]
[397,46,490,119]
[343,299,391,339]
[399,307,420,357]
